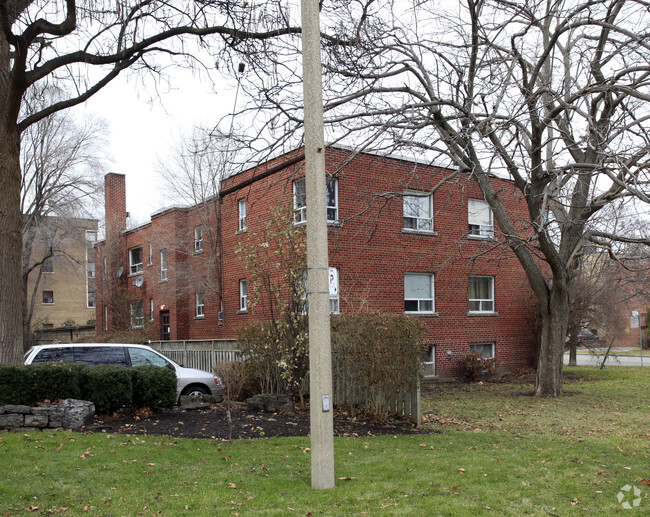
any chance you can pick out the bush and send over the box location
[130,366,177,411]
[331,312,426,422]
[458,351,495,382]
[0,365,28,405]
[24,362,84,402]
[81,365,133,413]
[214,361,255,401]
[237,317,309,404]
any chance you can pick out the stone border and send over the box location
[0,399,95,432]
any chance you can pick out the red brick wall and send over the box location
[99,147,538,377]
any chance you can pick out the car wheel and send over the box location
[181,385,210,397]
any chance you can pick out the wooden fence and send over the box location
[149,339,420,425]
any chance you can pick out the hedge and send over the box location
[0,363,176,413]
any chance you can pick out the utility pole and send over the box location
[300,0,335,490]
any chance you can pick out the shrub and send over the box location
[237,317,309,404]
[214,361,255,401]
[331,312,426,422]
[24,362,84,402]
[130,366,177,411]
[81,365,133,413]
[0,365,28,405]
[458,351,495,382]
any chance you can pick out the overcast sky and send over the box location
[78,68,240,225]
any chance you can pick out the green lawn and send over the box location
[1,366,648,516]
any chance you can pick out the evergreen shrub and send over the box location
[81,365,133,413]
[130,365,177,411]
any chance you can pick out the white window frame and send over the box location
[469,343,495,359]
[104,305,108,331]
[196,291,205,318]
[130,300,144,328]
[469,275,495,313]
[194,226,204,253]
[150,298,154,322]
[238,198,247,232]
[293,177,338,224]
[468,198,494,238]
[129,246,143,275]
[239,279,248,312]
[326,178,338,222]
[160,249,168,282]
[403,191,433,232]
[404,273,435,314]
[293,178,307,224]
[87,261,95,279]
[148,242,153,266]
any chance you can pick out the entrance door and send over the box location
[160,311,170,340]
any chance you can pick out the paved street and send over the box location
[564,348,648,367]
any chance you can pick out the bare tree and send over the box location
[234,0,650,396]
[154,126,241,308]
[0,0,302,363]
[20,86,106,346]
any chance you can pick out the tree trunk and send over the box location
[0,121,25,364]
[568,344,577,367]
[0,33,25,364]
[535,282,570,397]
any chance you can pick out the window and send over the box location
[194,227,203,253]
[470,343,495,359]
[87,261,95,278]
[293,177,338,224]
[404,273,435,313]
[87,291,96,308]
[468,199,494,238]
[129,246,143,274]
[160,249,168,281]
[42,258,54,273]
[148,242,153,266]
[150,298,154,322]
[128,347,170,368]
[238,199,247,232]
[326,178,338,222]
[86,231,97,243]
[239,280,248,312]
[403,192,433,231]
[196,291,205,318]
[130,300,144,328]
[42,290,54,304]
[329,267,340,313]
[293,178,307,224]
[469,276,494,313]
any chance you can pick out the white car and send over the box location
[24,343,224,403]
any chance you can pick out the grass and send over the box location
[0,366,648,516]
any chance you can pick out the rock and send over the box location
[0,414,23,428]
[246,394,292,413]
[3,405,31,414]
[57,399,95,430]
[24,414,48,428]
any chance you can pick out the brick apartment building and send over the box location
[96,147,538,377]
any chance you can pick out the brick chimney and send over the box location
[105,173,127,240]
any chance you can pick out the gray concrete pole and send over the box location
[300,0,335,490]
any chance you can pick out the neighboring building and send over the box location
[96,148,538,378]
[25,216,98,334]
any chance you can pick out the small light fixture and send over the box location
[447,350,452,356]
